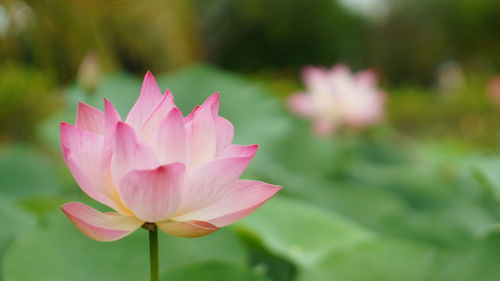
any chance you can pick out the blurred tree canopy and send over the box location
[198,0,368,72]
[369,0,500,84]
[0,0,500,82]
[0,0,500,143]
[0,0,202,82]
[0,0,499,84]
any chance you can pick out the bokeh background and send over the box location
[1,0,500,280]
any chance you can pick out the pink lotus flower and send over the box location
[288,64,385,136]
[60,72,281,241]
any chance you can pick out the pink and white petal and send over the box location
[345,101,383,128]
[157,220,218,238]
[328,66,355,94]
[173,180,281,227]
[60,123,118,210]
[287,93,315,117]
[75,102,105,134]
[220,144,258,158]
[302,66,327,86]
[125,71,163,131]
[140,90,175,140]
[118,163,185,222]
[62,202,143,242]
[101,99,123,162]
[330,64,350,75]
[150,108,188,164]
[304,66,341,98]
[179,153,257,213]
[185,98,217,168]
[111,122,158,185]
[214,117,234,156]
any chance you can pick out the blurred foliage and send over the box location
[2,65,500,281]
[1,0,499,142]
[387,74,500,149]
[0,0,201,82]
[0,63,59,141]
[198,0,367,71]
[0,145,62,199]
[1,0,498,85]
[369,0,500,84]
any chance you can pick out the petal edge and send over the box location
[174,180,282,227]
[157,220,218,238]
[62,202,143,242]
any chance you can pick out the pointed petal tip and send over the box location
[155,161,186,174]
[169,106,181,115]
[76,101,102,115]
[140,70,160,90]
[59,122,77,146]
[220,144,259,158]
[184,105,201,122]
[60,121,71,129]
[113,121,134,137]
[200,92,220,114]
[103,98,113,113]
[209,92,220,103]
[61,202,71,211]
[75,102,106,134]
[76,102,99,115]
[76,101,87,109]
[115,120,127,129]
[165,107,185,124]
[142,71,158,86]
[60,202,80,216]
[264,182,283,191]
[202,92,219,102]
[103,98,121,116]
[240,144,259,157]
[242,144,259,156]
[268,184,283,195]
[125,71,163,130]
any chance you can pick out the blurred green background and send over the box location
[1,0,500,280]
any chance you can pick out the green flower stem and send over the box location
[146,224,159,281]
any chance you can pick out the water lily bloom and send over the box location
[288,64,385,136]
[61,72,281,241]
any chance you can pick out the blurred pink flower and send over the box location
[488,76,500,105]
[60,72,281,241]
[288,64,385,136]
